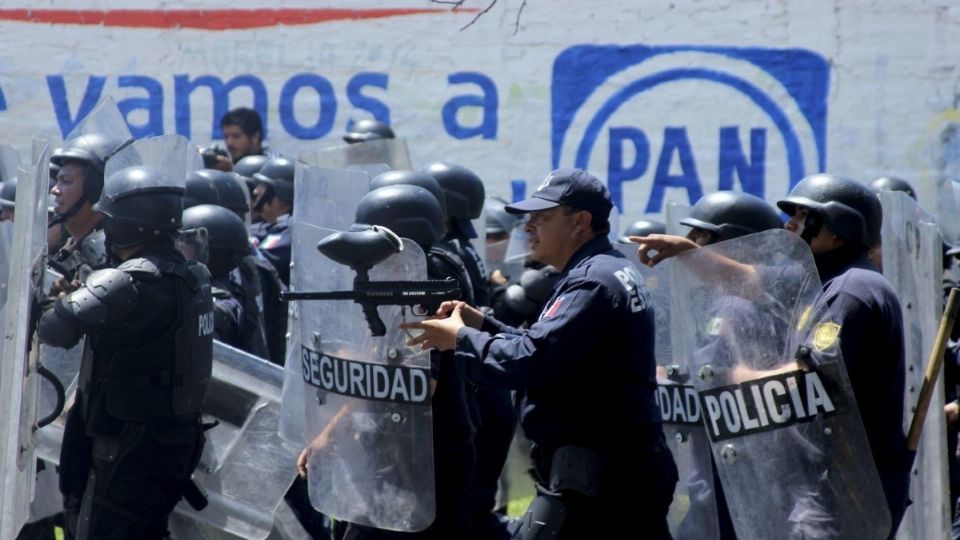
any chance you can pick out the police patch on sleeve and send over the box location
[813,322,841,352]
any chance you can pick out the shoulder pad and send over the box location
[58,268,139,326]
[211,286,232,300]
[117,257,161,279]
[78,230,109,270]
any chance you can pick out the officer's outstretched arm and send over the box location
[37,268,139,349]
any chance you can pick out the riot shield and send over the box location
[59,96,134,160]
[936,177,960,248]
[617,245,720,539]
[0,145,49,538]
[670,229,890,540]
[104,133,191,183]
[665,201,693,235]
[301,139,412,171]
[169,341,304,540]
[295,230,434,531]
[279,164,370,443]
[880,192,949,540]
[0,144,21,181]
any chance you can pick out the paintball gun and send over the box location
[280,225,462,336]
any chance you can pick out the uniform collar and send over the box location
[558,234,613,277]
[815,245,873,284]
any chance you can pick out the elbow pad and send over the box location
[55,268,140,330]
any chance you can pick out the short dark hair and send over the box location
[561,205,610,235]
[220,108,263,138]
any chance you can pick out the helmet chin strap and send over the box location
[800,212,823,245]
[48,197,87,227]
[253,185,274,212]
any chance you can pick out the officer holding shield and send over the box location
[403,168,677,539]
[37,143,213,538]
[636,174,909,538]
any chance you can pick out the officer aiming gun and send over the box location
[280,224,461,336]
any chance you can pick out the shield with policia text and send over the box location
[880,191,949,540]
[617,245,720,540]
[301,138,413,171]
[0,144,49,539]
[280,163,437,531]
[670,229,890,540]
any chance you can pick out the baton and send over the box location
[906,287,960,450]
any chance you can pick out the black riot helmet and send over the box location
[354,184,445,248]
[421,162,485,238]
[94,166,185,249]
[234,154,269,193]
[343,119,396,144]
[0,176,16,210]
[777,174,881,248]
[870,176,917,201]
[50,132,132,206]
[681,192,782,242]
[185,169,249,220]
[618,219,666,243]
[485,196,520,236]
[370,170,448,219]
[181,204,249,276]
[253,156,296,204]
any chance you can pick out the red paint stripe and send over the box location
[0,8,467,30]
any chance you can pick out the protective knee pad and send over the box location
[511,493,566,540]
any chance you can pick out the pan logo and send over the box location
[551,45,829,214]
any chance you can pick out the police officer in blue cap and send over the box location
[402,168,678,539]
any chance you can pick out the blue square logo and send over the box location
[551,45,830,214]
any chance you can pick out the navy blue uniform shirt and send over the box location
[802,254,909,515]
[256,213,292,287]
[456,234,661,458]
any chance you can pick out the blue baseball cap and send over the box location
[506,168,613,221]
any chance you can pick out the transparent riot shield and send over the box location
[0,221,11,307]
[618,245,720,539]
[880,192,949,540]
[665,202,693,235]
[0,146,49,538]
[301,139,412,171]
[936,177,960,247]
[280,164,370,443]
[0,144,21,181]
[291,226,435,532]
[59,96,134,160]
[169,341,304,540]
[670,229,890,540]
[104,133,191,183]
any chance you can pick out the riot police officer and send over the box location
[180,204,269,358]
[637,175,909,538]
[234,154,269,226]
[251,156,295,287]
[37,164,213,539]
[343,119,396,144]
[48,131,128,287]
[405,169,678,539]
[299,183,477,540]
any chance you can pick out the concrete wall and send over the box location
[0,0,957,227]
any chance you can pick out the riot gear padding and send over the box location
[56,268,138,326]
[343,119,396,143]
[316,224,402,273]
[617,219,666,243]
[870,176,917,200]
[421,161,485,219]
[181,204,249,277]
[485,196,520,235]
[777,174,882,247]
[0,176,16,209]
[253,157,296,203]
[355,185,446,248]
[680,191,782,241]
[104,257,213,419]
[370,169,448,218]
[95,166,185,249]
